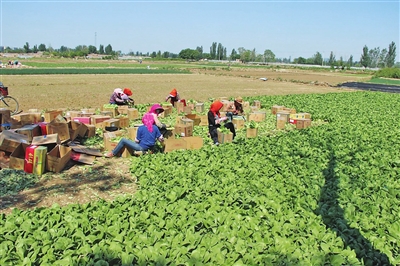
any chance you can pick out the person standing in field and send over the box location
[208,101,236,146]
[105,113,164,157]
[165,88,181,106]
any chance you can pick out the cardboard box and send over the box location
[70,151,96,165]
[128,127,139,140]
[0,150,11,169]
[183,136,203,150]
[44,110,63,122]
[17,112,42,125]
[282,107,296,114]
[33,146,47,175]
[163,138,187,153]
[16,124,41,142]
[276,111,291,122]
[180,118,194,129]
[90,115,111,125]
[195,103,204,113]
[46,145,72,173]
[117,105,129,115]
[271,105,285,115]
[117,116,130,128]
[174,124,193,137]
[9,143,29,170]
[217,130,233,144]
[102,118,120,129]
[0,130,29,153]
[103,130,126,152]
[66,111,83,118]
[127,108,140,120]
[253,100,261,108]
[81,108,96,114]
[198,115,208,126]
[85,124,96,138]
[72,117,91,125]
[248,112,266,122]
[68,121,87,140]
[290,113,311,120]
[36,122,48,135]
[31,134,61,152]
[47,122,70,143]
[276,113,287,130]
[296,119,312,129]
[232,117,245,129]
[102,106,118,117]
[246,128,258,138]
[176,101,185,113]
[24,145,38,173]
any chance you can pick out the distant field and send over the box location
[0,58,370,112]
[368,77,400,86]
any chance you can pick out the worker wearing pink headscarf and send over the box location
[105,114,163,157]
[145,103,169,136]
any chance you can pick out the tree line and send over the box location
[1,41,397,68]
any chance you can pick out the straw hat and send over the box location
[235,96,243,103]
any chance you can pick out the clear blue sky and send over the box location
[1,0,399,61]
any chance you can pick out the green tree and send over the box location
[59,46,68,52]
[179,48,199,60]
[294,57,306,64]
[328,51,336,68]
[360,45,370,68]
[251,48,256,62]
[313,52,323,65]
[23,42,31,53]
[105,44,113,55]
[217,43,223,60]
[230,49,238,60]
[385,41,396,68]
[88,45,97,54]
[32,45,38,53]
[210,42,217,59]
[196,46,203,59]
[347,55,353,69]
[38,44,46,52]
[263,49,276,63]
[378,48,387,68]
[99,45,104,54]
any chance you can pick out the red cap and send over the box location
[123,88,132,96]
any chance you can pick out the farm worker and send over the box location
[145,103,169,136]
[123,88,135,104]
[105,113,164,157]
[109,88,133,105]
[208,101,236,146]
[165,88,182,107]
[227,96,245,121]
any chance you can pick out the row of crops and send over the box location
[1,91,400,265]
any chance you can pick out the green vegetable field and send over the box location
[1,91,400,265]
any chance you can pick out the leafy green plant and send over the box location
[245,120,259,129]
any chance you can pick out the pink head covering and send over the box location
[142,113,155,132]
[149,104,164,115]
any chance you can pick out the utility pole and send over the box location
[95,32,97,48]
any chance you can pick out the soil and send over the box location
[0,67,369,215]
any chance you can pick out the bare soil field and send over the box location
[1,67,366,112]
[0,68,368,214]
